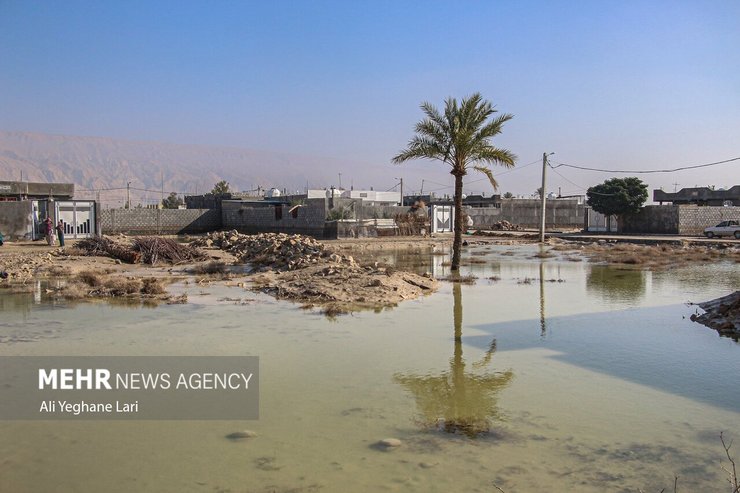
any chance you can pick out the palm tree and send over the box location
[393,93,516,270]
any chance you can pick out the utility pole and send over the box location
[338,173,342,189]
[394,177,404,205]
[420,179,425,196]
[126,181,131,210]
[161,171,164,209]
[539,152,553,243]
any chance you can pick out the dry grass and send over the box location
[553,240,739,269]
[438,274,478,284]
[103,277,143,296]
[77,270,102,287]
[141,278,166,295]
[46,265,73,277]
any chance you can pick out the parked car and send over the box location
[703,220,740,239]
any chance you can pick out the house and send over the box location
[654,186,740,206]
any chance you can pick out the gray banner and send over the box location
[0,356,259,420]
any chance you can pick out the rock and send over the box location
[225,430,258,440]
[378,438,402,448]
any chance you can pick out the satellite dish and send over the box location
[461,194,467,199]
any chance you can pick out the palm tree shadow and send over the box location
[394,283,513,438]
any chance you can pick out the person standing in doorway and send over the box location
[44,217,55,246]
[56,220,65,247]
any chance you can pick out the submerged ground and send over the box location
[1,236,739,492]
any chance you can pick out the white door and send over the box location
[431,205,454,233]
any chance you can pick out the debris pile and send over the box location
[489,221,522,231]
[690,291,740,340]
[193,231,356,270]
[132,237,207,265]
[193,231,438,314]
[0,252,56,282]
[76,236,206,265]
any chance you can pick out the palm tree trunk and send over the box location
[451,173,464,270]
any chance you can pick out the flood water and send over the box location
[1,243,739,492]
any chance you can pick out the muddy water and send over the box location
[1,244,739,492]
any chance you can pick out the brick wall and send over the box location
[100,208,221,235]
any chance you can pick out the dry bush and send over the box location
[61,283,88,300]
[77,270,103,287]
[141,278,166,295]
[104,277,142,296]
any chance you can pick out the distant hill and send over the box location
[0,131,390,207]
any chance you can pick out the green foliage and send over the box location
[326,207,351,220]
[392,93,515,270]
[392,93,516,184]
[503,192,514,199]
[210,180,231,197]
[586,177,648,216]
[161,192,184,209]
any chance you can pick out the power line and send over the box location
[548,165,586,191]
[418,157,544,193]
[551,155,740,174]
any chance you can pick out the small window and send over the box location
[360,193,368,198]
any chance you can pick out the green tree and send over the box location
[210,180,231,197]
[586,177,648,217]
[161,192,184,209]
[393,93,516,270]
[503,192,514,199]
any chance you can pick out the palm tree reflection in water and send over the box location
[394,283,513,438]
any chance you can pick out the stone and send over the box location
[378,438,402,448]
[226,430,258,440]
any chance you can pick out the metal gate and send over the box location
[55,201,95,239]
[431,205,454,233]
[585,207,617,232]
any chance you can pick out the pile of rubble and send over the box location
[489,220,522,231]
[0,252,56,283]
[690,291,740,340]
[193,231,438,314]
[192,231,356,271]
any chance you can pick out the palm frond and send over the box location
[473,166,500,190]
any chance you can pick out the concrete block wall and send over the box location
[222,199,329,237]
[618,206,679,234]
[677,205,740,235]
[101,208,221,235]
[467,199,585,229]
[0,201,34,239]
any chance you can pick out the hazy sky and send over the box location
[1,1,738,198]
